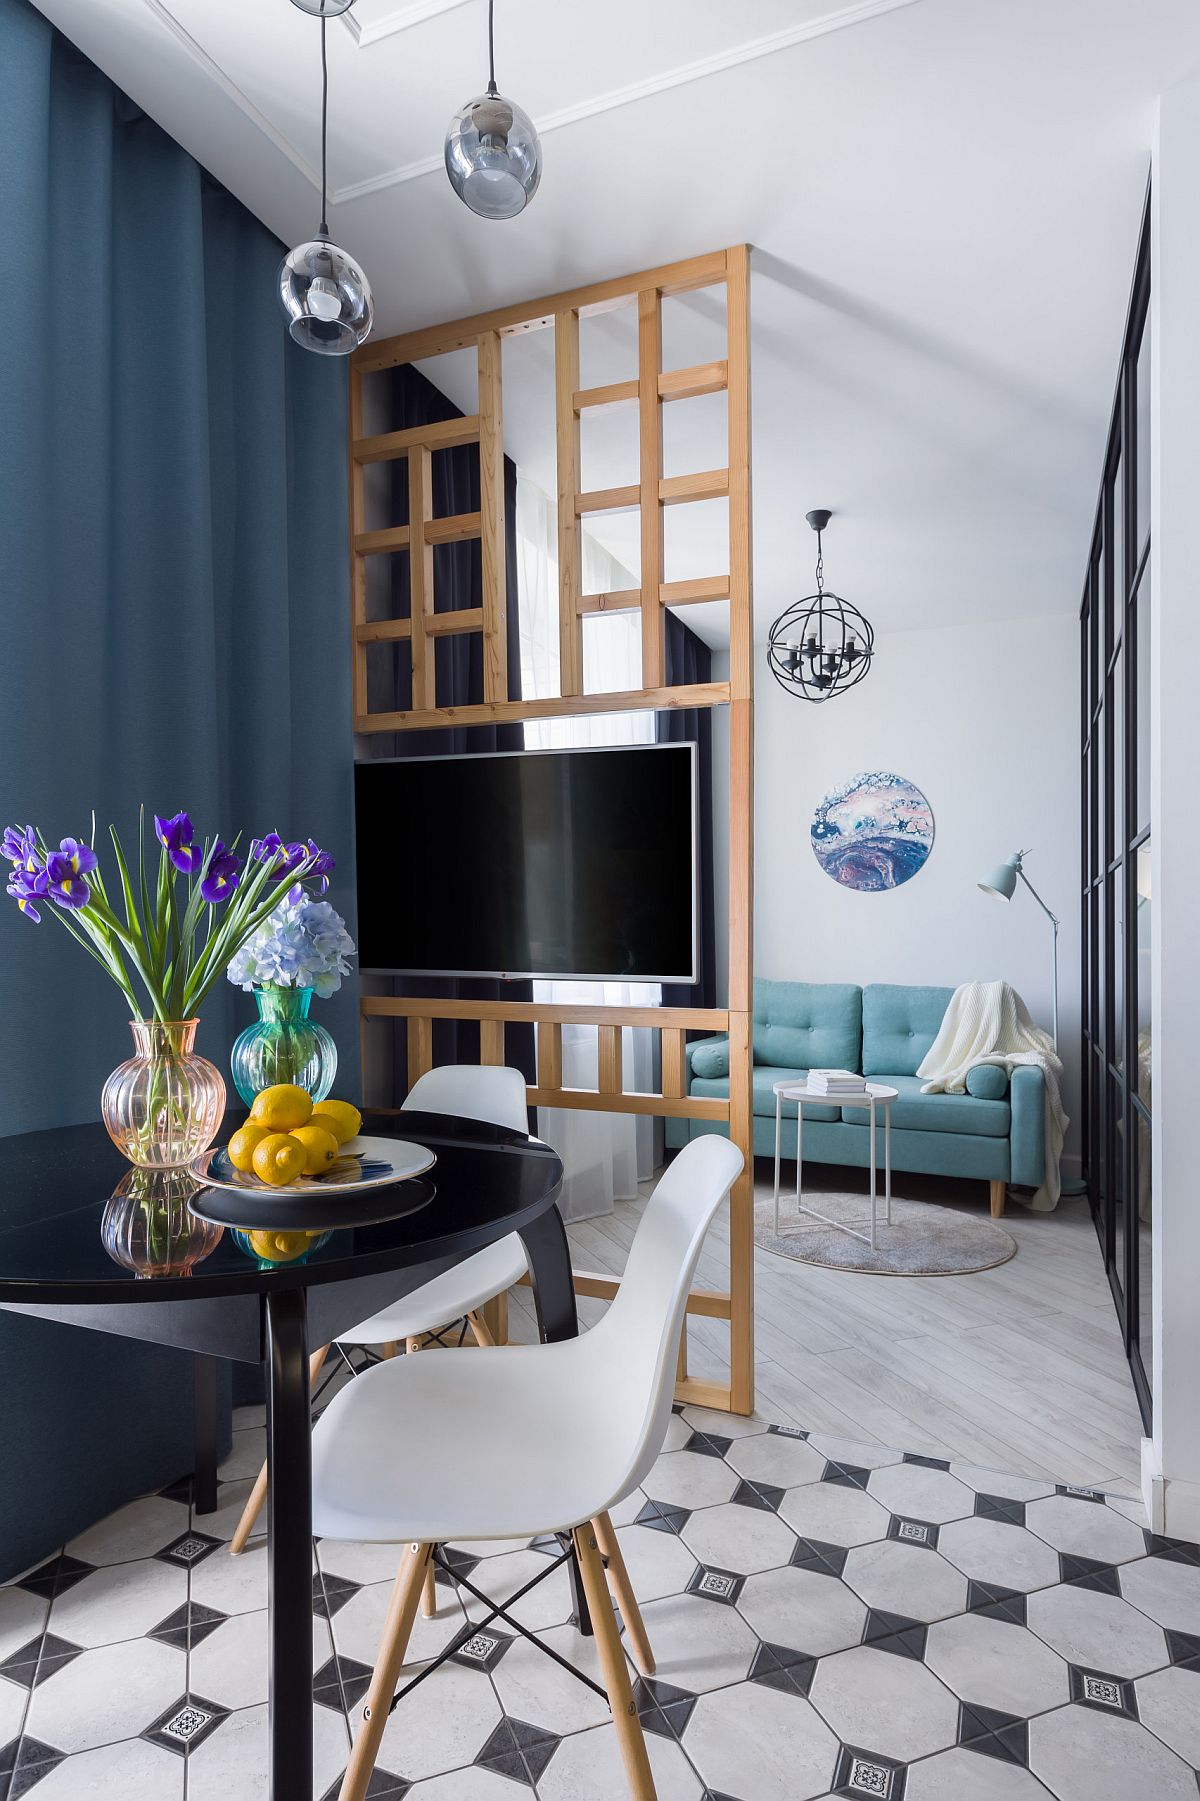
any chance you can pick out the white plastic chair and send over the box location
[311,1133,745,1801]
[228,1065,532,1559]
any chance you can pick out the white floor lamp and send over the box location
[978,850,1060,1050]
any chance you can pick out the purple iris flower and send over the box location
[200,840,241,905]
[45,844,93,910]
[305,839,335,893]
[2,825,40,867]
[7,862,47,923]
[155,811,203,874]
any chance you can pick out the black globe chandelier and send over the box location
[767,510,875,702]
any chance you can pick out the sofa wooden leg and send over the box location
[989,1179,1006,1219]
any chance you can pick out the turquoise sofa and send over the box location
[664,981,1046,1215]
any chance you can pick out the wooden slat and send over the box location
[356,680,730,734]
[477,331,507,705]
[427,607,484,637]
[639,288,664,688]
[571,1272,731,1320]
[661,1029,686,1101]
[575,484,640,516]
[356,618,412,644]
[424,511,481,545]
[406,1015,433,1084]
[725,243,755,1415]
[659,360,728,402]
[361,997,728,1031]
[479,1018,505,1066]
[578,588,641,617]
[659,468,730,505]
[348,365,368,722]
[407,445,434,712]
[353,249,730,372]
[597,1026,623,1096]
[660,575,729,606]
[537,1021,563,1090]
[353,524,411,556]
[526,1088,728,1121]
[555,309,584,697]
[574,379,638,412]
[353,415,481,463]
[675,1378,733,1411]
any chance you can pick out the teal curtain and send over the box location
[0,0,356,1573]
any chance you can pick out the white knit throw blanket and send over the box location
[917,980,1068,1212]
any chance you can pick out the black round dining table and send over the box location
[0,1109,571,1801]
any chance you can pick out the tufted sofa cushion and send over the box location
[752,979,862,1072]
[862,984,954,1076]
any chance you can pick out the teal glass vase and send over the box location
[230,985,337,1107]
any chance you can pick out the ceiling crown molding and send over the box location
[338,0,474,49]
[331,0,925,205]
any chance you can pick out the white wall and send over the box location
[752,613,1081,1152]
[1147,75,1200,1539]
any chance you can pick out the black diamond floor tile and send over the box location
[957,1703,1030,1765]
[1070,1665,1139,1719]
[147,1600,227,1652]
[731,1478,786,1513]
[142,1694,230,1756]
[0,1634,83,1693]
[1165,1629,1200,1670]
[904,1453,951,1471]
[862,1609,928,1660]
[686,1565,744,1605]
[15,1556,93,1601]
[965,1581,1027,1625]
[154,1531,221,1571]
[832,1740,907,1798]
[886,1516,940,1549]
[823,1462,873,1490]
[475,1716,560,1787]
[636,1499,691,1535]
[790,1537,848,1579]
[1059,1555,1122,1594]
[158,1473,194,1505]
[321,1770,410,1801]
[4,1736,66,1800]
[974,1493,1027,1525]
[747,1640,817,1697]
[314,1571,361,1619]
[1144,1533,1200,1566]
[685,1431,734,1459]
[315,1654,374,1715]
[633,1675,698,1741]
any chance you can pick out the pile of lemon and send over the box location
[228,1086,363,1188]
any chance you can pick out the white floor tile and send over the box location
[1119,1555,1200,1633]
[188,1608,333,1712]
[1025,1582,1169,1678]
[26,1735,185,1799]
[778,1481,891,1548]
[613,1520,701,1596]
[738,1564,867,1656]
[841,1540,968,1623]
[726,1432,826,1488]
[66,1496,189,1567]
[905,1745,1056,1800]
[635,1590,758,1691]
[0,1583,47,1661]
[643,1449,739,1510]
[808,1644,960,1762]
[489,1620,613,1734]
[373,1662,503,1783]
[537,1719,704,1800]
[185,1699,349,1801]
[924,1612,1071,1716]
[330,1576,468,1674]
[866,1463,977,1524]
[218,1425,268,1483]
[1025,1494,1150,1563]
[1136,1664,1200,1766]
[50,1558,186,1650]
[686,1681,839,1801]
[24,1634,184,1753]
[1029,1700,1199,1801]
[937,1517,1062,1592]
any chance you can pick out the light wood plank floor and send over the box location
[508,1162,1146,1494]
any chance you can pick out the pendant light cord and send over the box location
[318,14,330,237]
[486,0,498,97]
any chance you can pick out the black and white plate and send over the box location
[191,1135,436,1197]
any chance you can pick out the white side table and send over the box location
[772,1079,899,1251]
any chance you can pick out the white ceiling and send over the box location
[32,0,1200,649]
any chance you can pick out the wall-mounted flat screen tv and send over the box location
[354,743,697,982]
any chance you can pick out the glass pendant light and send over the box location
[445,0,541,220]
[279,5,374,355]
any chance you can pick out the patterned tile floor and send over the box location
[2,1401,1198,1801]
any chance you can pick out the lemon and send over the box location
[247,1228,318,1263]
[251,1132,307,1187]
[290,1123,340,1176]
[228,1121,271,1173]
[309,1099,362,1146]
[250,1084,313,1132]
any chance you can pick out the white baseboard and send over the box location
[1142,1437,1200,1539]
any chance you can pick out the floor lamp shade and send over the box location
[979,856,1021,901]
[976,850,1059,1048]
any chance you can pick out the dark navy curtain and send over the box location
[359,365,535,1092]
[0,0,355,1573]
[658,615,717,1010]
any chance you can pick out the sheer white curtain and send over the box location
[516,476,659,1221]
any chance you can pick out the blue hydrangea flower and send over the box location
[227,893,355,998]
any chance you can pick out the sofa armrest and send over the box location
[685,1034,730,1081]
[1009,1065,1046,1188]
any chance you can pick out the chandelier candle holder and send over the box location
[767,509,875,702]
[279,0,374,354]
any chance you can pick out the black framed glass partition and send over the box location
[1080,186,1152,1428]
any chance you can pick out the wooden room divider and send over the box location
[349,246,755,1414]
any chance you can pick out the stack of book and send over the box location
[807,1068,867,1096]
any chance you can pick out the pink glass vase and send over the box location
[100,1019,226,1170]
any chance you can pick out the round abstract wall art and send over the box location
[811,772,934,892]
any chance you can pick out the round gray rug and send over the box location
[754,1190,1017,1275]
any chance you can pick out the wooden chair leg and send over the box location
[466,1309,495,1349]
[479,1290,509,1344]
[572,1524,658,1801]
[229,1343,329,1555]
[406,1336,423,1355]
[421,1558,438,1618]
[381,1342,398,1360]
[990,1179,1006,1219]
[594,1511,655,1675]
[339,1542,432,1801]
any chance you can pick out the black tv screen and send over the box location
[354,743,697,981]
